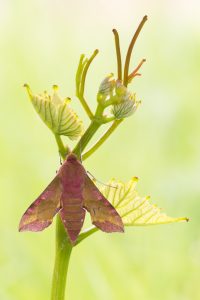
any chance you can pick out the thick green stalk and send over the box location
[51,137,72,300]
[51,117,101,300]
[73,103,106,157]
[51,216,72,300]
[73,120,101,157]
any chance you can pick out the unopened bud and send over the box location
[115,80,127,96]
[111,91,140,119]
[98,73,115,97]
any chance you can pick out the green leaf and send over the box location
[24,84,83,140]
[101,177,188,226]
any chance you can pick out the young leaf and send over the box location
[24,84,83,140]
[101,177,188,226]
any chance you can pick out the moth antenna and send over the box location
[79,141,83,163]
[87,170,96,181]
[87,171,118,189]
[59,153,63,165]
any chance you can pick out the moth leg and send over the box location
[86,171,117,189]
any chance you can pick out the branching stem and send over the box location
[76,226,99,245]
[123,15,147,86]
[82,119,123,160]
[76,50,99,119]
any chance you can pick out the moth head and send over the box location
[67,153,78,162]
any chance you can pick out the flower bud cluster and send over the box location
[97,76,140,119]
[111,80,140,119]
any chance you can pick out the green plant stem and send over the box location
[76,226,99,245]
[72,103,105,156]
[73,120,101,158]
[51,216,72,300]
[51,138,71,300]
[82,119,123,160]
[51,114,103,300]
[78,94,94,120]
[55,134,68,159]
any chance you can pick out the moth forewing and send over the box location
[19,176,62,232]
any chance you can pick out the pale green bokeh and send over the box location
[0,1,200,299]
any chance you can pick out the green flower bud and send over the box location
[97,74,116,104]
[111,87,141,119]
[115,80,127,96]
[98,73,115,95]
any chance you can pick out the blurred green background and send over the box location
[0,1,200,299]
